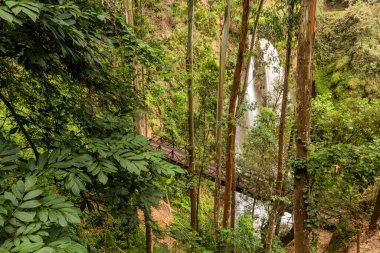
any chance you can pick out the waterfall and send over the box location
[234,38,291,229]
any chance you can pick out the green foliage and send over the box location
[292,139,380,231]
[327,217,356,253]
[219,215,263,253]
[312,95,380,146]
[0,139,86,253]
[315,3,380,98]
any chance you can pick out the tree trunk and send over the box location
[266,0,295,251]
[369,189,380,231]
[238,0,264,106]
[144,208,153,253]
[215,0,231,245]
[186,0,197,231]
[293,0,317,251]
[222,0,250,230]
[230,0,265,231]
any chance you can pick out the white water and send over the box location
[234,38,291,229]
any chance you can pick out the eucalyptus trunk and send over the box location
[186,0,198,231]
[266,0,295,251]
[223,0,250,229]
[231,0,264,230]
[214,0,231,244]
[293,0,317,251]
[238,0,264,106]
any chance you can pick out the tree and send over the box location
[293,0,317,251]
[214,0,231,243]
[238,0,265,107]
[223,0,250,229]
[266,0,295,251]
[186,0,198,231]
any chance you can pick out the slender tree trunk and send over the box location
[369,189,380,231]
[293,0,317,251]
[238,0,264,106]
[0,92,39,159]
[215,2,231,245]
[186,0,197,231]
[230,0,265,231]
[266,0,295,251]
[223,0,250,229]
[143,207,153,253]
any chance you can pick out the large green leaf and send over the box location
[14,211,35,223]
[19,200,41,209]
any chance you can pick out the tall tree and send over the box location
[223,0,250,229]
[238,0,265,107]
[214,0,231,244]
[293,0,317,251]
[231,0,265,229]
[186,0,198,231]
[266,0,295,251]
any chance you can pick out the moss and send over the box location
[315,3,380,98]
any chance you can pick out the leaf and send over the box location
[28,234,43,243]
[4,191,18,206]
[16,225,26,236]
[57,213,67,227]
[27,159,36,171]
[21,7,38,22]
[38,209,48,223]
[19,200,41,209]
[24,177,37,191]
[34,247,55,253]
[0,9,14,23]
[37,152,48,169]
[11,6,22,15]
[1,154,18,163]
[97,172,108,184]
[14,211,35,222]
[12,184,24,200]
[12,242,43,253]
[43,196,65,207]
[0,215,4,227]
[16,180,26,195]
[5,1,18,9]
[23,189,43,201]
[62,211,81,224]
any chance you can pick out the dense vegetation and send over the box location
[0,0,378,252]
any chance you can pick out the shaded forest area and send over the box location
[0,0,379,252]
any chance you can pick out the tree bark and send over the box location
[293,0,317,251]
[238,0,264,107]
[144,207,153,253]
[214,0,231,245]
[223,0,250,229]
[266,0,295,251]
[369,189,380,231]
[186,0,198,231]
[230,0,265,231]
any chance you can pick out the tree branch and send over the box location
[0,91,40,159]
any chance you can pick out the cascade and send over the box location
[234,38,292,228]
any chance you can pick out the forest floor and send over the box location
[144,202,380,252]
[285,229,380,253]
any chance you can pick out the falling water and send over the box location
[234,38,291,229]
